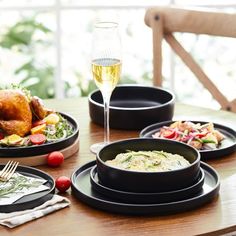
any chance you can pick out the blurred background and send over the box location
[0,0,236,110]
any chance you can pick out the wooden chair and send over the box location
[145,7,236,112]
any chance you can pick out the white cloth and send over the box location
[0,194,70,228]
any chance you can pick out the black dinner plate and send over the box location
[90,166,205,204]
[140,120,236,159]
[0,165,55,213]
[0,112,79,157]
[71,161,220,215]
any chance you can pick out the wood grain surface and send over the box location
[1,97,236,236]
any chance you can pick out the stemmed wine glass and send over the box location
[90,22,122,154]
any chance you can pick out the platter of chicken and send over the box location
[0,87,79,157]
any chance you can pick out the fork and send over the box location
[0,161,19,182]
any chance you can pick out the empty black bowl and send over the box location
[96,138,201,193]
[88,84,175,130]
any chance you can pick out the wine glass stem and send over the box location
[103,94,111,145]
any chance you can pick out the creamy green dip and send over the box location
[105,150,190,172]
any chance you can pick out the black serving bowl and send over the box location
[96,138,201,193]
[88,84,175,130]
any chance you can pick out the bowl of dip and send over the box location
[96,138,201,193]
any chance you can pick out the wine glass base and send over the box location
[90,142,107,154]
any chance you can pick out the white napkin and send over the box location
[0,194,70,228]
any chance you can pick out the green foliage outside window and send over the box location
[0,17,55,98]
[0,16,152,98]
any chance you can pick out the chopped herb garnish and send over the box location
[153,151,167,158]
[0,175,42,198]
[121,155,133,163]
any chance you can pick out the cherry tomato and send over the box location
[55,176,71,192]
[195,131,209,138]
[32,120,46,128]
[162,129,176,139]
[30,134,46,145]
[47,151,64,167]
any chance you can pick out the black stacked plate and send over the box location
[90,165,205,204]
[71,138,220,215]
[71,160,220,215]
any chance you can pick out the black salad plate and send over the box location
[0,112,79,157]
[0,165,55,213]
[140,120,236,159]
[71,161,220,215]
[90,166,205,204]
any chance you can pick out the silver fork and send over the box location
[0,161,19,182]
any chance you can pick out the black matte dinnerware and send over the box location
[88,84,175,130]
[0,113,79,157]
[71,160,220,215]
[140,120,236,159]
[96,138,201,193]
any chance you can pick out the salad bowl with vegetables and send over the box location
[140,120,236,159]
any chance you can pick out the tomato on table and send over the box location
[30,134,46,145]
[55,176,71,192]
[47,151,64,167]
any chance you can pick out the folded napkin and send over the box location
[0,194,70,228]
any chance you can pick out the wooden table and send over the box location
[1,97,236,236]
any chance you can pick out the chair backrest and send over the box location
[145,7,236,112]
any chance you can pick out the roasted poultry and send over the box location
[0,89,32,137]
[0,89,52,137]
[30,96,52,120]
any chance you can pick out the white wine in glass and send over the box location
[90,22,122,154]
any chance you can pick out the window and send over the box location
[0,0,235,110]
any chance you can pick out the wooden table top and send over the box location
[1,97,236,236]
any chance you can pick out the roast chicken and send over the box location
[30,96,52,120]
[0,89,32,137]
[0,89,52,137]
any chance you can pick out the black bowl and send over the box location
[96,138,201,193]
[88,84,175,130]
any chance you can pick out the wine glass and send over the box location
[90,22,122,154]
